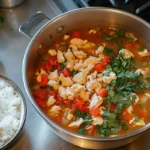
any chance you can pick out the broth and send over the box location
[31,27,150,137]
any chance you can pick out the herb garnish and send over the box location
[70,70,79,77]
[103,47,115,57]
[103,29,124,41]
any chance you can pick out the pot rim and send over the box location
[22,7,150,142]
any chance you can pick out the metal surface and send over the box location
[0,0,150,150]
[0,0,25,8]
[0,75,27,150]
[22,6,150,150]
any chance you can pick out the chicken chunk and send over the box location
[135,119,145,126]
[95,46,104,55]
[125,32,137,42]
[89,93,103,109]
[138,49,150,57]
[88,29,97,34]
[69,118,83,127]
[49,70,59,81]
[70,38,84,48]
[81,42,95,50]
[73,60,84,70]
[47,96,56,106]
[72,65,93,84]
[119,49,134,58]
[57,50,65,63]
[65,49,75,70]
[73,50,87,59]
[83,56,100,67]
[48,49,56,56]
[135,69,145,75]
[65,87,74,100]
[49,105,61,114]
[102,71,117,84]
[63,35,70,40]
[59,74,73,87]
[48,80,59,90]
[58,86,67,99]
[92,116,103,126]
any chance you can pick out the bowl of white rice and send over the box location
[0,75,27,149]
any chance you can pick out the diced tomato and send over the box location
[56,62,61,71]
[48,89,57,97]
[42,62,52,72]
[110,104,116,113]
[90,107,100,117]
[35,98,46,108]
[137,109,148,118]
[93,63,105,72]
[133,104,148,119]
[124,42,133,49]
[33,89,47,100]
[48,56,57,66]
[80,105,89,113]
[62,68,70,77]
[101,102,108,108]
[97,88,108,98]
[122,111,134,121]
[55,114,62,124]
[64,99,73,107]
[55,96,63,104]
[101,57,111,65]
[72,30,80,38]
[40,74,48,87]
[85,125,95,134]
[72,98,88,113]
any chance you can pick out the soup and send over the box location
[31,27,150,137]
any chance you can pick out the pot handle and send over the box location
[19,11,50,38]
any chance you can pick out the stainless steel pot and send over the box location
[19,8,150,149]
[0,0,25,8]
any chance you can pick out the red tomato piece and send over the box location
[80,105,89,113]
[42,62,52,72]
[137,109,148,118]
[122,111,134,121]
[85,125,95,134]
[93,63,105,72]
[48,89,57,97]
[101,57,111,65]
[55,96,63,104]
[110,104,116,113]
[62,68,70,77]
[101,102,108,108]
[35,98,46,108]
[124,42,133,49]
[48,56,57,66]
[56,62,61,71]
[64,99,73,108]
[72,98,85,113]
[40,74,49,87]
[97,88,108,98]
[90,107,100,117]
[33,89,47,100]
[72,30,80,38]
[55,115,62,124]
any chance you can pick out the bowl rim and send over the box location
[0,75,27,149]
[22,7,150,142]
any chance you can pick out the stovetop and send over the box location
[74,0,150,23]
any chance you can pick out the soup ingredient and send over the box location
[0,78,22,148]
[31,27,150,137]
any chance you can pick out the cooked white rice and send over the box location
[0,78,22,148]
